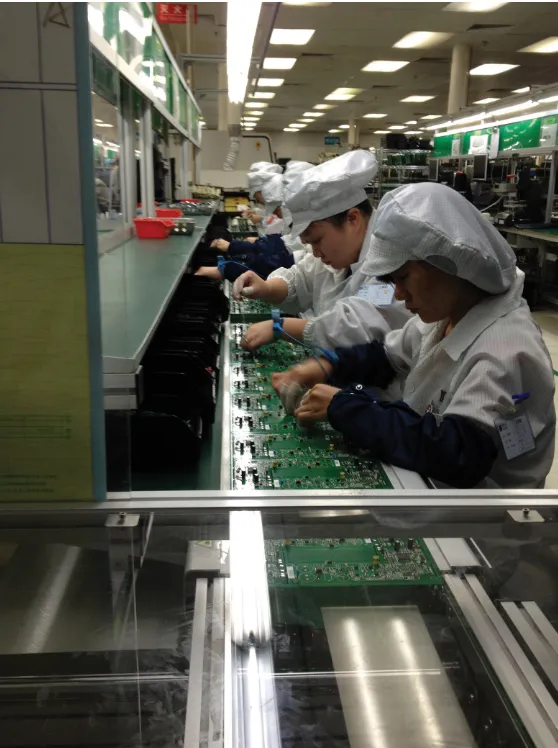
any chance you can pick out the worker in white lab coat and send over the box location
[274,182,555,488]
[280,160,314,262]
[245,163,285,235]
[233,150,411,351]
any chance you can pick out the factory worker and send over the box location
[245,163,283,231]
[233,150,411,351]
[273,182,555,489]
[281,161,314,262]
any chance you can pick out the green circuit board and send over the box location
[230,298,273,322]
[266,537,442,587]
[229,324,393,490]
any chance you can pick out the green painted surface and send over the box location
[100,215,212,369]
[432,134,454,158]
[499,118,541,151]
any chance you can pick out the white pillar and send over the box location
[218,63,228,132]
[139,101,155,216]
[447,44,471,114]
[348,112,359,147]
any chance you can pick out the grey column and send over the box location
[448,44,471,114]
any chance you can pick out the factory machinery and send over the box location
[0,293,558,748]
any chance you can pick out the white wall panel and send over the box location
[39,3,76,84]
[0,4,40,83]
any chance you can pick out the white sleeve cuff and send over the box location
[302,317,317,347]
[268,267,298,302]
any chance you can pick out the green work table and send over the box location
[101,214,213,375]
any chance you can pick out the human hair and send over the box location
[323,198,372,227]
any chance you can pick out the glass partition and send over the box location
[92,91,123,232]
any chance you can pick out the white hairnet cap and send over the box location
[363,182,517,294]
[261,173,284,216]
[283,161,313,192]
[248,167,282,198]
[248,161,281,174]
[285,151,378,238]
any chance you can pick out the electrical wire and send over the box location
[275,327,332,382]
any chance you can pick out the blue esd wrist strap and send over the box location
[272,308,284,339]
[317,348,339,367]
[217,255,227,275]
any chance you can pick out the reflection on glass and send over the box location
[92,92,123,232]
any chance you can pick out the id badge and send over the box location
[494,413,535,460]
[357,283,395,306]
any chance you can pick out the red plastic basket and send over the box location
[134,218,174,239]
[156,208,182,218]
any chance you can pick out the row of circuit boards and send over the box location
[228,302,440,588]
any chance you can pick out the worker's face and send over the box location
[301,209,365,270]
[391,261,464,323]
[254,191,265,205]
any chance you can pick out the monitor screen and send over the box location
[473,155,488,181]
[428,159,439,182]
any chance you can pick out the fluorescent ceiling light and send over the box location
[243,126,255,130]
[421,114,441,119]
[258,78,284,87]
[488,100,535,116]
[325,87,363,101]
[249,91,275,99]
[474,97,500,104]
[328,128,342,133]
[246,101,268,108]
[314,104,335,110]
[538,95,558,103]
[246,110,264,115]
[445,1,508,11]
[362,60,410,72]
[425,119,453,129]
[263,57,297,70]
[227,0,262,103]
[284,128,298,132]
[363,113,387,118]
[299,118,314,123]
[339,124,350,129]
[289,123,305,128]
[513,86,530,94]
[270,28,315,45]
[401,95,435,102]
[389,125,406,130]
[452,112,487,125]
[304,111,324,117]
[374,130,390,134]
[96,123,113,127]
[94,118,104,123]
[394,31,453,49]
[469,63,518,76]
[404,120,418,124]
[242,117,259,121]
[405,130,423,134]
[520,37,558,54]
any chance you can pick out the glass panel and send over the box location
[92,88,124,233]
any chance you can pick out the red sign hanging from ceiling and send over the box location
[156,4,197,24]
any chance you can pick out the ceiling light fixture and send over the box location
[242,117,259,121]
[314,104,336,110]
[328,128,342,133]
[245,110,264,115]
[249,91,275,99]
[258,78,284,87]
[389,125,406,130]
[270,28,315,45]
[338,124,350,129]
[304,111,324,117]
[325,87,363,101]
[374,130,390,134]
[284,128,298,132]
[421,114,442,119]
[473,97,500,104]
[425,119,453,129]
[469,63,518,76]
[245,101,268,108]
[513,86,530,94]
[362,60,410,72]
[363,113,387,118]
[96,123,114,127]
[94,118,104,123]
[227,0,262,103]
[488,99,535,116]
[289,123,305,128]
[401,95,435,103]
[299,118,314,123]
[405,130,423,135]
[537,95,558,104]
[404,120,418,124]
[520,37,558,54]
[263,57,297,70]
[445,1,508,11]
[394,31,453,49]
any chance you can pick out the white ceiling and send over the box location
[162,1,558,133]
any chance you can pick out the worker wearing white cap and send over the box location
[233,150,411,351]
[280,161,314,262]
[245,163,283,232]
[273,182,555,488]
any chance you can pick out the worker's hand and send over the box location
[232,271,268,301]
[195,266,223,280]
[249,213,263,225]
[211,238,230,251]
[241,321,274,351]
[295,384,341,425]
[271,358,333,394]
[245,236,258,244]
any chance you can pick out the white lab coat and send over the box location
[383,270,556,488]
[269,220,411,348]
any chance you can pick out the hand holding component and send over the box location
[241,321,274,351]
[295,384,341,425]
[211,238,230,251]
[271,358,333,395]
[279,380,308,415]
[232,271,268,301]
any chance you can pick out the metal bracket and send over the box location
[105,512,140,528]
[507,508,545,524]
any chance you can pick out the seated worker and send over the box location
[272,182,556,489]
[232,150,411,351]
[280,161,314,262]
[245,162,284,235]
